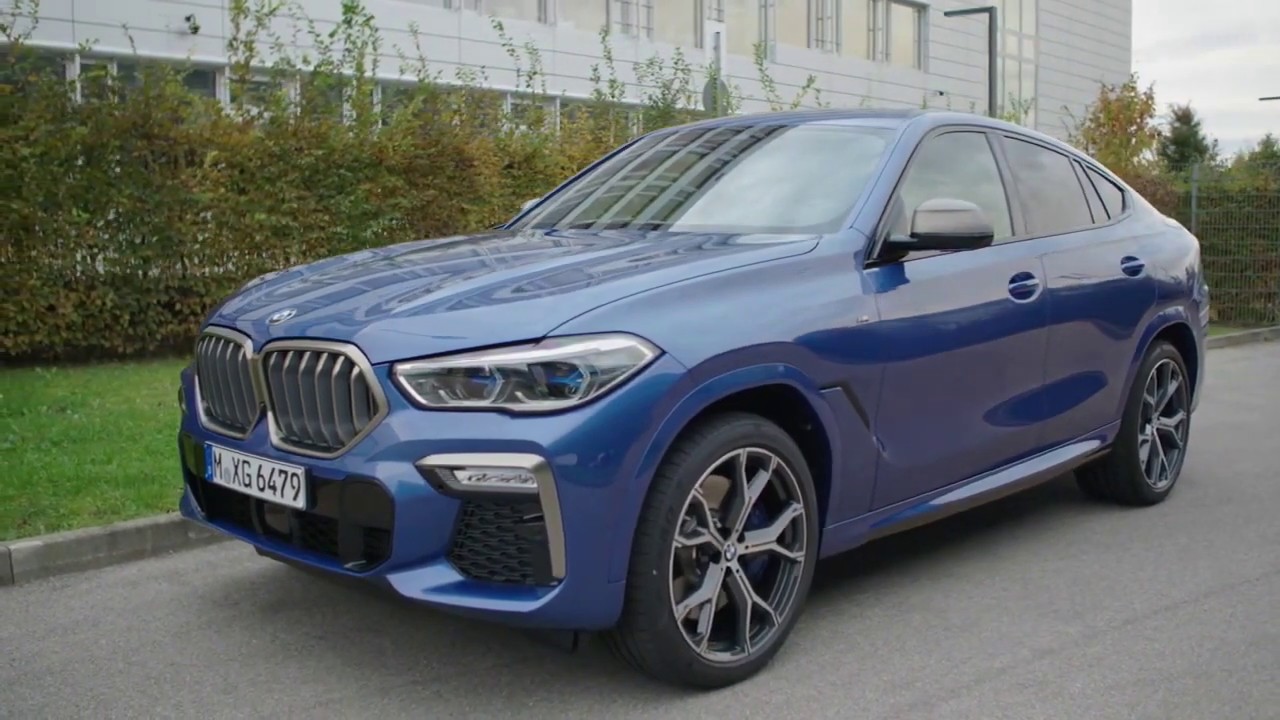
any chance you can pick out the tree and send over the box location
[1228,132,1280,187]
[1067,73,1161,178]
[1158,102,1219,170]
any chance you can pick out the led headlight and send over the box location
[391,333,660,412]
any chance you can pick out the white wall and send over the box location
[8,0,1131,140]
[1034,0,1134,137]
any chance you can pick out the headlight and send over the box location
[391,333,660,412]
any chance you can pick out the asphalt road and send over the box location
[3,343,1278,720]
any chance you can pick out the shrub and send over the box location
[3,0,813,362]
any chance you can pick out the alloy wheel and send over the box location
[1138,358,1189,491]
[668,447,808,664]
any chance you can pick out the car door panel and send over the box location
[862,128,1051,510]
[866,247,1050,509]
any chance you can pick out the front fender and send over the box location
[606,362,843,583]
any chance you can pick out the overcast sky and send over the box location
[1132,0,1279,155]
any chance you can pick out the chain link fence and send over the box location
[1160,161,1280,327]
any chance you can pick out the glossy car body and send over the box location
[177,108,1208,666]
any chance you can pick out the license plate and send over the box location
[205,443,308,510]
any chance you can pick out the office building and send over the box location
[11,0,1132,139]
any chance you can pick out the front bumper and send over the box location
[177,353,687,631]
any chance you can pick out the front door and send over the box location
[862,128,1051,510]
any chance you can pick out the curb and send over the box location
[3,325,1277,588]
[0,513,225,587]
[1205,325,1280,349]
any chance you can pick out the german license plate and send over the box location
[205,443,308,510]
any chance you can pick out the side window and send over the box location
[1002,137,1094,236]
[1076,162,1108,224]
[1085,166,1126,219]
[889,130,1014,242]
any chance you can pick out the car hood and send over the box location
[209,228,820,364]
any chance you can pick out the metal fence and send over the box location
[1162,161,1280,327]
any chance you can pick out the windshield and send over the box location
[511,123,896,235]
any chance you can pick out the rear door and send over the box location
[995,134,1157,450]
[863,127,1051,510]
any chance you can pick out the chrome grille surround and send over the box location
[191,329,387,459]
[259,339,389,459]
[193,327,263,439]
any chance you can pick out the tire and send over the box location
[1076,339,1192,506]
[605,411,821,689]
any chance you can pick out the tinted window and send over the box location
[1077,162,1108,223]
[891,131,1013,240]
[1086,166,1126,219]
[1003,137,1093,236]
[512,124,895,234]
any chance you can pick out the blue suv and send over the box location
[177,109,1209,688]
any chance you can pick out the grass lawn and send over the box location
[0,358,187,541]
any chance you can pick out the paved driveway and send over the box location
[2,343,1278,720]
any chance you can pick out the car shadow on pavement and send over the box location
[199,471,1106,705]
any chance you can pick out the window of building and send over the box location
[1002,137,1094,236]
[181,68,220,100]
[0,52,66,96]
[413,0,482,8]
[230,74,296,119]
[725,0,765,58]
[891,131,1013,241]
[562,0,607,31]
[76,57,116,102]
[610,0,655,38]
[507,95,557,132]
[840,0,872,59]
[776,0,808,51]
[809,0,837,52]
[885,0,923,69]
[695,0,726,48]
[484,0,552,23]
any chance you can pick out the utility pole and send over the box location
[944,6,999,118]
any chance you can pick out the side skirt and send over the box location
[817,421,1119,559]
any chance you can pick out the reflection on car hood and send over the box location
[209,227,821,363]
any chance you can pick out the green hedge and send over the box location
[1142,165,1280,326]
[0,2,728,362]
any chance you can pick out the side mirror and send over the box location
[885,198,995,253]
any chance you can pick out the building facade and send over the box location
[11,0,1131,139]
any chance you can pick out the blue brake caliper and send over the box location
[741,503,771,584]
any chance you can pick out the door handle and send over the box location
[1008,271,1041,301]
[1121,256,1145,277]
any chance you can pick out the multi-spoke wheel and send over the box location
[607,412,819,688]
[1137,357,1189,491]
[1077,339,1193,505]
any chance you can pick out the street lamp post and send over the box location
[1260,96,1279,101]
[944,6,999,118]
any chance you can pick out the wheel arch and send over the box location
[606,364,847,584]
[1117,307,1203,422]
